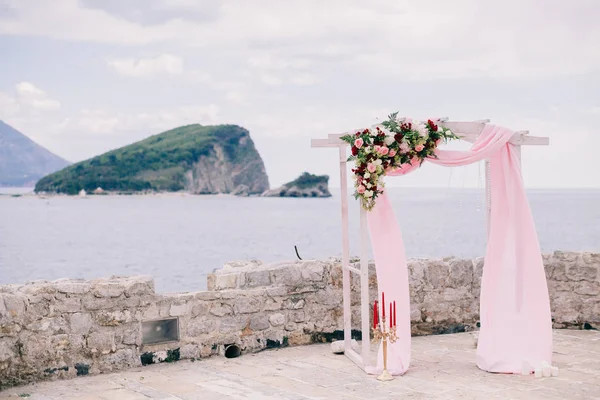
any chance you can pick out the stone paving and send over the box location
[2,330,600,400]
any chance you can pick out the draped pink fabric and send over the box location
[366,125,552,375]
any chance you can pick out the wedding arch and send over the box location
[311,116,551,376]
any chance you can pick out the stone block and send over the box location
[219,316,248,333]
[283,298,305,310]
[70,313,93,334]
[83,297,121,311]
[301,262,325,282]
[264,298,282,311]
[54,281,91,294]
[92,282,124,298]
[265,287,288,297]
[87,332,116,354]
[122,326,141,345]
[233,297,263,314]
[103,348,138,369]
[271,266,302,287]
[269,313,285,326]
[574,281,600,296]
[581,252,600,265]
[187,319,217,336]
[250,315,270,331]
[547,261,568,281]
[2,293,25,317]
[169,303,187,317]
[245,270,271,287]
[53,297,82,313]
[180,344,200,359]
[290,310,305,323]
[566,266,597,282]
[26,316,67,333]
[0,339,16,362]
[448,259,473,287]
[95,310,132,326]
[425,261,449,288]
[214,274,239,290]
[190,301,210,317]
[124,277,154,297]
[285,322,297,331]
[210,303,233,317]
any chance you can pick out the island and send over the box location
[262,172,331,197]
[34,124,270,195]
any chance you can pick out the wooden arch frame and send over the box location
[311,118,549,371]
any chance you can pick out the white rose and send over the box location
[374,159,383,166]
[366,183,372,188]
[364,190,373,198]
[364,172,370,179]
[384,136,395,146]
[446,129,453,136]
[364,146,371,154]
[437,126,443,132]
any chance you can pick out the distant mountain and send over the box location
[262,172,331,197]
[35,124,270,195]
[0,120,70,187]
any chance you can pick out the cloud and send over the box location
[3,1,599,80]
[0,82,60,119]
[259,73,282,86]
[69,104,221,135]
[247,54,310,70]
[289,73,319,86]
[107,54,184,78]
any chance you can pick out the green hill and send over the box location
[35,124,270,195]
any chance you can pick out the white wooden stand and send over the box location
[311,119,549,371]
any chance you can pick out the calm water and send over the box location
[1,188,599,293]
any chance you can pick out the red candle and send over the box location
[390,303,393,328]
[382,292,385,319]
[373,301,378,329]
[393,301,396,327]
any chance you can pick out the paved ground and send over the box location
[2,330,600,400]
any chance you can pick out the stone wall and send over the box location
[1,251,598,388]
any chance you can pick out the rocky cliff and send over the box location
[262,172,331,197]
[34,124,269,195]
[0,120,70,187]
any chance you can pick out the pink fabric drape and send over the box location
[366,125,552,375]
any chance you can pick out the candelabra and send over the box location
[373,300,398,381]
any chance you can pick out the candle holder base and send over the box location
[376,369,394,381]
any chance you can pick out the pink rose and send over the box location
[374,145,381,152]
[389,149,397,157]
[399,142,410,153]
[367,163,377,173]
[357,185,366,194]
[415,144,424,152]
[354,138,364,148]
[379,146,389,155]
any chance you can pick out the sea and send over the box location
[1,187,599,293]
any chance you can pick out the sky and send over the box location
[0,0,599,188]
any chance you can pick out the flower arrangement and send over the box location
[340,112,458,210]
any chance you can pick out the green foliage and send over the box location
[35,124,251,194]
[284,172,329,189]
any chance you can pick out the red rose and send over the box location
[352,146,358,156]
[394,133,403,142]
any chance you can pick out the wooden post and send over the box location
[339,145,352,354]
[359,206,370,364]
